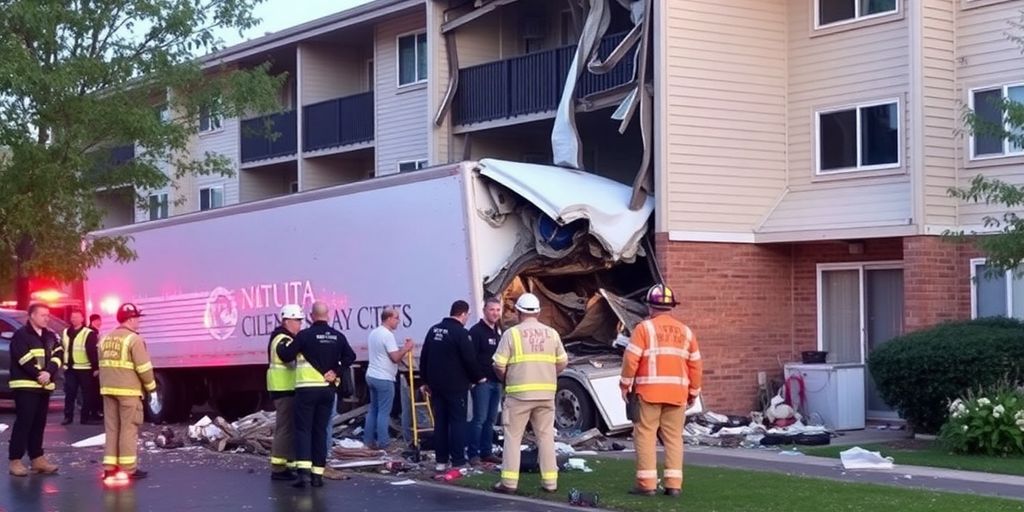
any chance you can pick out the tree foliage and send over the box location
[948,13,1024,274]
[0,0,285,305]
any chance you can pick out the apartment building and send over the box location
[96,0,1024,417]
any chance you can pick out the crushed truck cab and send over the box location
[84,160,654,432]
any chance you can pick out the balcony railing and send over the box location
[240,110,297,163]
[453,31,633,126]
[303,92,374,152]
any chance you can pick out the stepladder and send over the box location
[406,351,434,462]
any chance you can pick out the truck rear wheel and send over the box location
[556,379,596,432]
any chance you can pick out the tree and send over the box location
[0,0,285,308]
[948,14,1024,275]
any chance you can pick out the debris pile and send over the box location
[188,413,275,455]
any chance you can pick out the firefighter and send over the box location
[491,293,567,495]
[276,301,356,489]
[99,303,157,481]
[7,304,62,477]
[619,284,703,498]
[61,309,102,425]
[267,304,303,481]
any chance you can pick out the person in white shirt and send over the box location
[363,308,413,449]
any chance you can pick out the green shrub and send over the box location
[868,317,1024,434]
[939,382,1024,456]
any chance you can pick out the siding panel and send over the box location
[955,0,1024,227]
[375,11,429,176]
[922,0,958,226]
[664,0,788,234]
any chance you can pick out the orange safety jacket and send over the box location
[619,314,703,407]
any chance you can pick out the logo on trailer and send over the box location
[204,287,238,340]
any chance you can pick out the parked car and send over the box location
[0,308,69,398]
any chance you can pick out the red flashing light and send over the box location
[100,296,121,316]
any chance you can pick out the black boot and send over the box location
[292,470,310,489]
[310,475,324,488]
[128,470,148,480]
[271,470,298,481]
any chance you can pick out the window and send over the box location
[971,259,1024,319]
[817,100,900,173]
[367,59,375,90]
[817,0,898,28]
[289,181,299,194]
[148,193,168,221]
[397,32,427,86]
[970,84,1024,159]
[397,160,428,173]
[199,98,222,133]
[156,104,171,124]
[199,186,224,211]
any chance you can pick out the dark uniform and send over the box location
[8,324,63,472]
[419,317,483,469]
[62,325,101,424]
[277,320,355,487]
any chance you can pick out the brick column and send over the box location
[902,236,969,332]
[655,233,793,414]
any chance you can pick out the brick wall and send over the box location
[655,234,983,415]
[903,236,972,331]
[655,233,793,414]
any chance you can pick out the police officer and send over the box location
[7,304,62,477]
[491,293,567,494]
[61,309,101,425]
[99,303,157,482]
[267,304,304,481]
[277,301,355,488]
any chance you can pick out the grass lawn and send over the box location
[803,441,1024,477]
[457,458,1024,512]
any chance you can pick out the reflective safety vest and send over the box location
[493,321,567,400]
[99,328,157,397]
[619,316,703,407]
[294,354,332,389]
[267,333,296,392]
[62,328,92,370]
[11,348,60,391]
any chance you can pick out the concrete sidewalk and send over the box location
[596,445,1024,501]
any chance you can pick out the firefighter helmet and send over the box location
[280,304,304,320]
[515,293,542,314]
[644,284,679,309]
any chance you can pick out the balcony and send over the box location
[240,110,297,164]
[453,32,633,126]
[303,92,374,152]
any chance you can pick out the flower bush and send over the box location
[939,382,1024,456]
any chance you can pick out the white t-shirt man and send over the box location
[366,325,400,381]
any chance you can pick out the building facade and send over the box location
[100,0,1024,418]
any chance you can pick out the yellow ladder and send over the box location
[407,351,435,449]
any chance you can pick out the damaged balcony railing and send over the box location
[453,31,633,126]
[240,110,297,163]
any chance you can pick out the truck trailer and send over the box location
[83,159,657,433]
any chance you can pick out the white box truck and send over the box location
[83,159,656,433]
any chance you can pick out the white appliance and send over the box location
[783,363,865,431]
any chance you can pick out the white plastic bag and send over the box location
[148,393,162,416]
[840,447,894,470]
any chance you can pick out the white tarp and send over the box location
[477,158,653,261]
[840,447,895,470]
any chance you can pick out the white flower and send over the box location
[1016,418,1024,427]
[994,405,1006,418]
[963,425,970,432]
[958,403,968,414]
[950,399,964,413]
[1016,411,1024,421]
[978,398,992,407]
